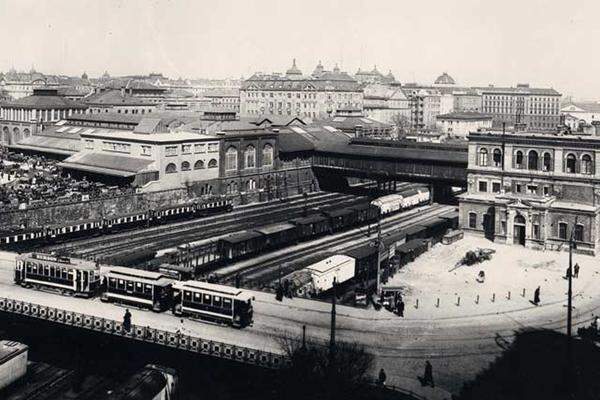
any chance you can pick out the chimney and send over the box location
[355,124,363,138]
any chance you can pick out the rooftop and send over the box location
[1,89,88,110]
[59,152,156,177]
[436,111,493,121]
[84,89,156,106]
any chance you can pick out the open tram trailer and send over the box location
[172,280,253,328]
[101,267,173,312]
[14,253,101,297]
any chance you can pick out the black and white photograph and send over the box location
[0,1,599,399]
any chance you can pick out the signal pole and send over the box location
[329,278,337,365]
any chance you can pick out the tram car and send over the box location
[101,267,173,312]
[0,197,233,250]
[14,253,101,298]
[171,280,253,328]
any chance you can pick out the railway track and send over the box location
[56,183,417,260]
[39,190,360,257]
[219,204,455,287]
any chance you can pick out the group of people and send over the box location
[0,150,132,213]
[378,360,435,388]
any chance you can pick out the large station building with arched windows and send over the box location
[459,130,600,255]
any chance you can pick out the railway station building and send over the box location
[459,130,600,255]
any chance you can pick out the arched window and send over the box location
[165,163,177,174]
[23,128,30,136]
[245,145,256,169]
[181,161,190,171]
[581,154,593,175]
[225,147,237,171]
[515,151,524,169]
[527,150,539,170]
[208,159,218,168]
[263,144,274,167]
[542,152,552,172]
[574,224,584,242]
[566,153,577,173]
[478,148,488,166]
[247,179,256,191]
[194,160,204,170]
[492,149,502,167]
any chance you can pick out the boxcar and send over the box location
[253,222,297,249]
[290,215,330,240]
[101,267,173,312]
[349,203,380,225]
[218,231,266,261]
[322,208,356,232]
[404,224,427,241]
[15,253,101,298]
[172,280,253,328]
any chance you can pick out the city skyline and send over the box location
[1,0,599,99]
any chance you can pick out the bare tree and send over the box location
[390,113,411,139]
[276,331,374,399]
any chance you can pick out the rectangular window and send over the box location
[208,143,219,153]
[102,141,131,153]
[492,182,501,193]
[515,184,522,193]
[527,185,538,195]
[165,146,177,156]
[468,212,477,229]
[574,224,584,242]
[84,139,94,149]
[181,144,192,154]
[558,222,568,240]
[194,143,206,153]
[141,145,152,156]
[543,186,550,196]
[478,181,488,192]
[533,224,540,239]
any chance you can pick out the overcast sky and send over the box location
[0,0,598,99]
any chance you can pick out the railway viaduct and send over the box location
[309,138,469,202]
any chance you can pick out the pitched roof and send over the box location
[59,152,156,177]
[1,91,88,110]
[561,102,600,113]
[10,130,82,155]
[84,90,155,106]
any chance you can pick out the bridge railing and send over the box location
[0,296,287,369]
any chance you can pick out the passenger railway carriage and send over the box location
[101,267,173,312]
[14,253,101,298]
[172,281,253,328]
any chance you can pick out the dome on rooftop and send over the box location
[434,72,455,85]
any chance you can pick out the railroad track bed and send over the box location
[218,204,455,289]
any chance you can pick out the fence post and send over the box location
[436,298,440,308]
[507,291,511,300]
[475,294,479,304]
[522,288,526,298]
[456,296,460,307]
[415,299,419,309]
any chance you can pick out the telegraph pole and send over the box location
[329,278,337,365]
[566,217,578,397]
[375,209,383,297]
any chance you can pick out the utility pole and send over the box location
[329,278,337,365]
[566,217,578,397]
[376,209,383,297]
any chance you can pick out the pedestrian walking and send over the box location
[564,267,571,280]
[574,263,580,278]
[533,286,541,306]
[378,368,387,386]
[123,309,132,333]
[422,360,434,387]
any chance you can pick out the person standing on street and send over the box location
[533,286,541,306]
[574,263,580,278]
[378,368,387,386]
[123,309,132,332]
